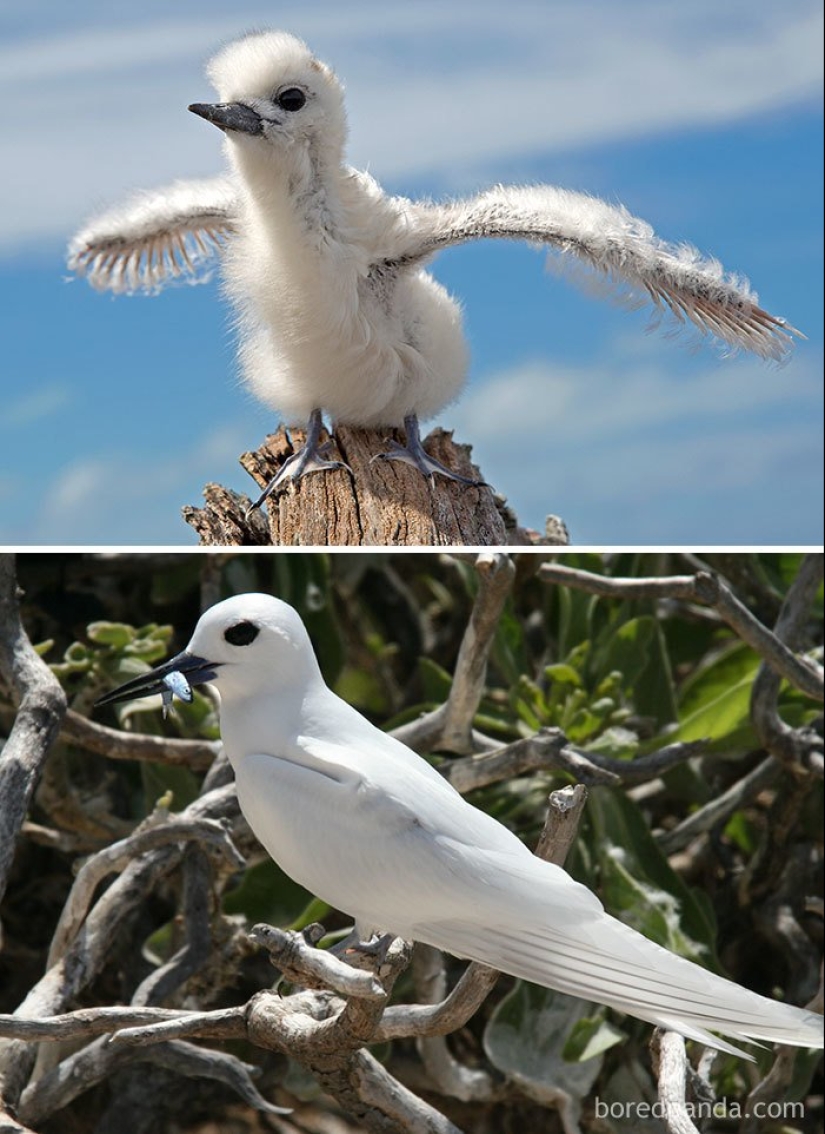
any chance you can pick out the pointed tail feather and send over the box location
[419,913,823,1056]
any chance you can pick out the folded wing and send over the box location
[413,848,823,1057]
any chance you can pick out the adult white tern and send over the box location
[69,31,801,506]
[96,593,823,1057]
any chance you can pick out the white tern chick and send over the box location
[69,31,801,506]
[96,593,823,1057]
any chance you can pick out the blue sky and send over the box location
[1,0,822,546]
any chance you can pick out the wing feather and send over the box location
[393,185,801,362]
[417,905,822,1054]
[68,176,238,294]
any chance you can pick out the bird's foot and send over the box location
[246,411,353,515]
[371,414,486,487]
[339,929,394,966]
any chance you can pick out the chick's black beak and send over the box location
[95,651,221,708]
[188,101,263,136]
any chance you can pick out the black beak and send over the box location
[96,651,221,708]
[188,101,264,136]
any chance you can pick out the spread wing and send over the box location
[391,185,801,362]
[68,176,239,294]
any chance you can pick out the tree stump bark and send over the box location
[183,424,569,547]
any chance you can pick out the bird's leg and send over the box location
[371,414,486,487]
[343,932,397,969]
[247,408,353,513]
[328,928,395,968]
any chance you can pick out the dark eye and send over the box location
[224,621,259,646]
[276,87,306,112]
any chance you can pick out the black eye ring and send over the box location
[276,87,306,112]
[224,621,260,647]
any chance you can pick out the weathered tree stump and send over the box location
[183,424,569,546]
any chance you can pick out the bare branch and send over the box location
[657,757,780,856]
[651,1031,702,1134]
[0,1007,190,1042]
[442,730,619,791]
[442,730,708,794]
[109,1007,247,1047]
[408,946,496,1101]
[539,561,824,701]
[751,553,824,770]
[433,552,516,752]
[0,556,68,909]
[245,939,463,1134]
[0,784,237,1109]
[61,707,220,769]
[18,1035,288,1128]
[740,970,824,1134]
[130,844,215,1007]
[250,924,386,1000]
[534,782,588,863]
[48,806,243,968]
[390,553,515,756]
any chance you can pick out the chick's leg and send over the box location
[372,414,485,487]
[247,409,352,513]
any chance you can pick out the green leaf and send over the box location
[544,663,583,688]
[563,1014,627,1062]
[223,859,317,926]
[483,982,604,1104]
[585,787,719,966]
[87,621,136,648]
[676,644,760,746]
[417,656,453,702]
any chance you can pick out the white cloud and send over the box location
[445,340,823,541]
[21,420,252,544]
[2,382,72,426]
[452,344,821,447]
[1,0,820,252]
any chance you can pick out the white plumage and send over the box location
[69,30,801,495]
[97,593,824,1059]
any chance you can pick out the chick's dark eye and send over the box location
[276,87,306,112]
[224,621,260,647]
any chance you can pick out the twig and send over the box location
[131,844,214,1007]
[657,757,780,856]
[0,784,238,1109]
[539,562,824,701]
[651,1030,701,1134]
[47,807,243,968]
[442,731,708,794]
[390,553,516,756]
[0,556,68,908]
[61,708,220,770]
[740,969,824,1134]
[0,1007,192,1042]
[109,1007,247,1047]
[409,946,496,1102]
[248,924,386,1001]
[750,553,824,770]
[443,730,619,791]
[18,1035,289,1128]
[434,552,516,752]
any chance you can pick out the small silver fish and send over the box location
[160,670,193,718]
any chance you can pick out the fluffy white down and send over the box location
[68,29,800,431]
